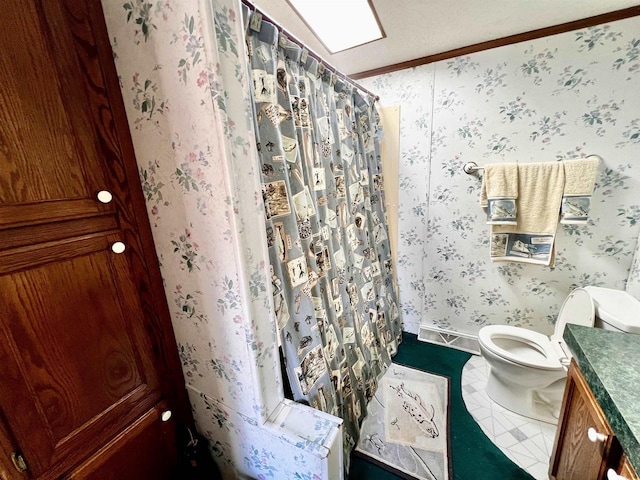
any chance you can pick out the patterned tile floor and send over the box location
[461,354,558,480]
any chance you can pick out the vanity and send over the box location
[549,324,640,480]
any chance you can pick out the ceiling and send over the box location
[249,0,640,77]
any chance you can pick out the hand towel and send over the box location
[480,163,519,225]
[491,161,565,266]
[560,156,600,224]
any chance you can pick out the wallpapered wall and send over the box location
[101,1,341,478]
[628,241,640,300]
[99,1,640,474]
[360,17,640,336]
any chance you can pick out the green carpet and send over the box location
[349,332,535,480]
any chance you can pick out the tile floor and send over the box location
[461,354,558,480]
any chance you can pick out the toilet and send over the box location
[478,286,640,424]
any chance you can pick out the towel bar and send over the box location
[463,155,601,176]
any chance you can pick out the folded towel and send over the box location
[490,161,565,266]
[560,156,600,224]
[480,163,519,225]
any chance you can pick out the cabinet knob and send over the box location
[97,190,113,204]
[587,427,608,443]
[607,468,627,480]
[111,242,126,254]
[161,410,172,422]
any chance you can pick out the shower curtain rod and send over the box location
[241,0,380,102]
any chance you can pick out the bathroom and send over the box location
[100,0,640,479]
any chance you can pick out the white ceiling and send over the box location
[248,0,640,76]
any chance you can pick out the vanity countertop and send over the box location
[564,323,640,473]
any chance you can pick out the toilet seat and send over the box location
[478,326,563,370]
[479,288,596,371]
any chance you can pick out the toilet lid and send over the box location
[551,288,595,345]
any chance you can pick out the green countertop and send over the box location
[564,324,640,473]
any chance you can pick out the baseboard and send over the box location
[418,325,480,355]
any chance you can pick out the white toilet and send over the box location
[478,286,640,424]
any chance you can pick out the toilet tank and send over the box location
[584,286,640,333]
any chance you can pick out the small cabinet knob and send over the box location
[161,410,172,422]
[607,468,627,480]
[587,427,608,443]
[97,190,113,204]
[111,242,126,254]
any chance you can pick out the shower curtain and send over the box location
[244,13,402,458]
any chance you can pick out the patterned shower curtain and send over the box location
[244,13,402,457]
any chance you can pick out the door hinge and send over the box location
[10,451,28,473]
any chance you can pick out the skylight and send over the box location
[287,0,385,54]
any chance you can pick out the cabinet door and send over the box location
[549,360,620,480]
[0,0,183,477]
[65,403,176,480]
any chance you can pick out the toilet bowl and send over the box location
[478,287,640,424]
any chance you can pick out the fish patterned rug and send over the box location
[355,363,450,480]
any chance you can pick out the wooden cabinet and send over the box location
[0,0,189,478]
[550,359,623,480]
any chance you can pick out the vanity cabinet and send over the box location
[549,359,638,480]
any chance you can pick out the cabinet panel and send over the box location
[65,403,177,480]
[0,0,107,206]
[0,233,162,477]
[550,360,620,480]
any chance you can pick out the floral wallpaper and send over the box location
[96,0,640,474]
[360,17,640,337]
[628,241,640,300]
[101,0,342,478]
